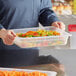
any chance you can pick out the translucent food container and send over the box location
[13,26,71,48]
[0,68,57,76]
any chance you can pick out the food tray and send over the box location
[0,68,57,76]
[13,26,71,48]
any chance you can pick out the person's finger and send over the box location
[9,34,15,40]
[5,34,14,43]
[6,30,16,40]
[57,22,62,29]
[6,33,15,40]
[52,22,59,28]
[7,37,13,43]
[58,22,65,30]
[5,37,13,45]
[11,30,16,37]
[3,38,12,45]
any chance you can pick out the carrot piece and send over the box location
[0,71,6,76]
[8,71,20,76]
[0,71,9,76]
[31,71,40,76]
[19,71,29,76]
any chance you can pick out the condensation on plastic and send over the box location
[13,26,71,48]
[0,68,57,76]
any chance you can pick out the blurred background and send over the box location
[40,0,76,76]
[52,0,75,15]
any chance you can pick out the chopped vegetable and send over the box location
[0,70,48,76]
[16,30,60,38]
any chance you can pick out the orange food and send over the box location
[8,71,20,76]
[0,71,48,76]
[19,71,29,76]
[0,71,5,76]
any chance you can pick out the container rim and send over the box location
[0,67,57,76]
[15,33,72,40]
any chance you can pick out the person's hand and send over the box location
[51,21,65,31]
[0,29,16,45]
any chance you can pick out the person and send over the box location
[0,0,65,72]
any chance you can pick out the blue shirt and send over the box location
[0,0,59,67]
[0,0,57,29]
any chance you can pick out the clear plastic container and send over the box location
[13,26,71,48]
[0,68,57,76]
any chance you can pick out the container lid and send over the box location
[68,24,76,32]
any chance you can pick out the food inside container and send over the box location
[13,26,71,48]
[16,30,61,38]
[0,68,57,76]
